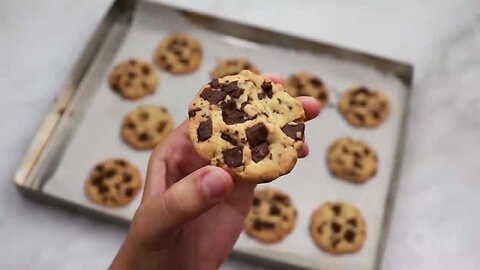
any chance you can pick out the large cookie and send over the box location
[121,104,174,150]
[188,70,306,183]
[108,59,158,100]
[310,202,367,254]
[244,188,297,243]
[338,86,390,127]
[285,72,328,106]
[85,159,142,207]
[153,33,202,74]
[326,137,378,183]
[210,58,260,79]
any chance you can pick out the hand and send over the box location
[110,80,321,270]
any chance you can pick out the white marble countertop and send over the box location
[1,0,479,269]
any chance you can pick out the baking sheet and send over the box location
[44,1,407,269]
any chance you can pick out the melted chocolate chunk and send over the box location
[223,81,244,98]
[157,121,166,133]
[92,176,103,186]
[331,222,342,233]
[309,77,322,87]
[197,119,212,142]
[246,123,268,147]
[354,113,365,123]
[98,185,109,194]
[123,173,132,183]
[222,146,243,167]
[263,221,275,229]
[269,205,281,216]
[209,79,223,89]
[115,160,126,167]
[221,133,238,146]
[222,108,250,125]
[188,108,201,118]
[353,160,363,169]
[138,132,150,142]
[258,92,267,100]
[347,218,357,227]
[142,65,150,75]
[272,194,290,206]
[95,164,105,172]
[344,230,356,242]
[372,110,381,119]
[261,81,273,98]
[200,88,227,104]
[364,147,371,155]
[353,151,361,159]
[251,142,269,162]
[332,204,341,215]
[253,219,263,230]
[281,123,305,140]
[104,169,117,178]
[127,72,136,79]
[179,58,189,65]
[125,188,134,197]
[317,226,323,234]
[125,121,136,130]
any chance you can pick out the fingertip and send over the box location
[201,166,234,198]
[263,73,285,84]
[299,143,309,158]
[296,96,321,121]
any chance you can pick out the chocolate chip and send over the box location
[347,218,357,227]
[188,108,201,118]
[317,226,323,234]
[353,160,363,169]
[157,121,166,133]
[253,197,260,206]
[129,59,137,66]
[115,160,126,167]
[104,169,117,178]
[364,147,370,155]
[222,108,250,125]
[331,222,342,233]
[179,58,189,65]
[243,64,251,69]
[269,205,281,216]
[359,100,367,107]
[209,79,222,89]
[332,204,341,215]
[354,113,365,123]
[172,48,182,56]
[356,87,368,94]
[92,176,103,186]
[251,142,269,162]
[263,221,275,229]
[125,121,136,130]
[197,119,212,142]
[98,185,109,194]
[258,92,267,100]
[342,146,349,154]
[261,81,273,98]
[281,123,305,140]
[344,230,356,242]
[246,123,268,147]
[125,188,134,197]
[372,110,381,119]
[223,81,244,98]
[222,146,243,167]
[272,194,290,206]
[253,219,263,230]
[309,77,322,87]
[200,88,227,104]
[95,164,105,172]
[353,151,361,159]
[221,133,238,146]
[123,173,132,183]
[138,132,150,142]
[160,55,167,62]
[139,112,149,120]
[142,65,150,75]
[127,71,136,79]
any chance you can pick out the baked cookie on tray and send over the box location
[244,188,297,243]
[188,70,306,183]
[154,33,202,74]
[310,201,366,254]
[326,137,378,183]
[121,104,174,150]
[85,159,142,207]
[338,86,390,128]
[285,72,328,106]
[210,58,260,79]
[108,59,158,100]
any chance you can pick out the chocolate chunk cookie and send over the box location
[285,72,328,106]
[188,70,306,183]
[326,137,378,183]
[244,188,297,243]
[85,159,142,207]
[108,59,158,100]
[310,201,366,254]
[121,104,174,150]
[153,33,202,74]
[338,86,390,127]
[210,58,260,79]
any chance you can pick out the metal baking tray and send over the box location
[14,0,413,269]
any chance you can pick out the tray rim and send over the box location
[14,0,414,269]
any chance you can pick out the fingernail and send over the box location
[201,169,228,198]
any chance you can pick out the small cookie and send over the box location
[188,70,306,183]
[285,72,328,105]
[338,86,390,127]
[121,105,174,150]
[85,159,142,207]
[310,202,366,254]
[154,33,202,74]
[244,188,297,243]
[108,59,158,100]
[326,137,378,183]
[210,58,260,79]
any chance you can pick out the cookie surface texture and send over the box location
[244,188,297,243]
[285,72,328,106]
[154,33,202,74]
[85,159,142,207]
[210,58,260,79]
[188,70,306,183]
[310,201,366,254]
[338,86,390,127]
[326,137,378,183]
[121,105,174,150]
[108,59,158,100]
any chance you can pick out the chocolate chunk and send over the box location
[309,77,322,87]
[222,146,243,167]
[353,151,362,159]
[331,222,342,233]
[251,142,269,162]
[353,160,362,169]
[223,81,244,98]
[115,160,126,167]
[253,219,263,230]
[155,122,165,133]
[269,205,281,216]
[104,169,117,178]
[263,221,275,229]
[188,108,201,118]
[125,121,136,130]
[139,111,149,120]
[332,204,341,215]
[95,164,105,172]
[160,55,167,62]
[347,218,357,227]
[364,147,370,155]
[317,226,323,234]
[243,64,251,69]
[272,194,290,206]
[281,123,305,140]
[354,113,365,122]
[125,188,134,197]
[258,92,267,100]
[355,87,368,95]
[123,173,132,183]
[344,230,356,242]
[221,133,238,146]
[138,132,150,142]
[220,99,236,110]
[261,81,273,98]
[372,110,381,119]
[342,146,349,154]
[209,79,223,89]
[98,185,109,194]
[253,197,260,206]
[197,119,212,142]
[246,123,268,147]
[179,58,189,65]
[200,88,227,104]
[142,65,150,75]
[92,176,103,186]
[222,108,250,125]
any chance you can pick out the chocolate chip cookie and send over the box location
[85,159,142,207]
[338,86,390,127]
[154,33,202,74]
[326,137,378,183]
[121,104,174,150]
[285,72,328,106]
[310,202,366,254]
[108,59,158,100]
[244,188,297,243]
[188,70,306,183]
[210,58,260,79]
